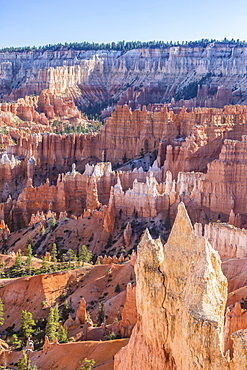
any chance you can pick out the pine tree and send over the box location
[42,256,49,273]
[26,237,33,247]
[56,324,68,343]
[0,260,6,277]
[26,243,33,274]
[14,249,23,270]
[0,298,4,326]
[45,304,59,341]
[53,303,59,324]
[50,216,57,229]
[79,245,92,264]
[20,310,35,342]
[10,334,22,350]
[51,243,57,263]
[17,350,30,370]
[62,300,69,323]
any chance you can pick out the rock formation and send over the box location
[118,283,137,338]
[1,44,247,108]
[114,203,247,369]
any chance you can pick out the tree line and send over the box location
[1,38,247,53]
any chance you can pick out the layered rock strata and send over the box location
[1,44,247,108]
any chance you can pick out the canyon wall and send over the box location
[1,44,247,108]
[6,103,247,172]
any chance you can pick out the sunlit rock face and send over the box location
[1,44,247,107]
[114,203,247,370]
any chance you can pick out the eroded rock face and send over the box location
[194,137,247,219]
[114,203,236,370]
[1,44,247,108]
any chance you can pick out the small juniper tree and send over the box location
[0,260,5,277]
[115,283,121,293]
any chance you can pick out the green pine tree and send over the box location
[14,249,23,270]
[50,216,57,229]
[79,245,92,264]
[17,350,30,370]
[26,243,33,274]
[0,298,4,326]
[20,310,35,342]
[0,260,6,277]
[42,256,50,273]
[45,304,59,341]
[62,300,69,323]
[26,237,33,247]
[67,248,77,267]
[51,243,57,263]
[10,334,22,350]
[56,324,68,343]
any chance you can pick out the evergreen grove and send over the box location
[1,38,247,53]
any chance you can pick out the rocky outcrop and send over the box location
[114,203,247,369]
